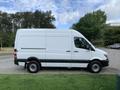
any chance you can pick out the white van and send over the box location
[14,29,109,73]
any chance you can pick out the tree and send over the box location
[104,26,120,45]
[0,12,13,48]
[19,12,33,28]
[0,12,12,32]
[33,10,55,28]
[10,10,56,29]
[72,10,106,41]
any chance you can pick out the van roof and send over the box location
[18,28,74,31]
[17,28,83,37]
[17,28,78,32]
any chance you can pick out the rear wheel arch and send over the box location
[27,57,40,64]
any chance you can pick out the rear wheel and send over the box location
[88,61,102,73]
[27,61,40,73]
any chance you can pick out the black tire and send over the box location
[27,61,40,73]
[88,61,102,73]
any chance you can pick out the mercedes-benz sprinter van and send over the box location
[14,29,109,73]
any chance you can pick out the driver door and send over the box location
[72,37,92,61]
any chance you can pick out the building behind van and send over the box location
[14,29,109,73]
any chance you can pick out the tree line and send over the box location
[0,9,120,47]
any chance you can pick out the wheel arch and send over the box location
[27,57,41,64]
[88,59,103,67]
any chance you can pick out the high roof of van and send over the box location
[17,28,84,37]
[18,28,74,31]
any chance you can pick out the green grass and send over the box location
[0,74,116,90]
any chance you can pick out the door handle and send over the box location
[66,50,71,52]
[74,51,79,52]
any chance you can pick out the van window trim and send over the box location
[74,37,95,51]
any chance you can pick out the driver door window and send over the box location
[74,37,87,49]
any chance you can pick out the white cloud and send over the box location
[87,0,103,4]
[13,0,57,12]
[0,7,16,13]
[56,11,80,24]
[0,0,120,28]
[98,0,120,22]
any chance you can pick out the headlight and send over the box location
[104,54,108,60]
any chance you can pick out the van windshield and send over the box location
[74,37,94,50]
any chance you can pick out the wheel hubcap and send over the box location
[92,64,100,72]
[29,64,37,72]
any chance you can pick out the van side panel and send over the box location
[17,32,46,59]
[46,32,71,60]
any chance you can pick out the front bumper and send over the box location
[101,59,109,67]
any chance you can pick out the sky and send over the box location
[0,0,120,29]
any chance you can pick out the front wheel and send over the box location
[88,61,102,73]
[27,61,40,73]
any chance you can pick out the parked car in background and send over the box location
[107,43,120,49]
